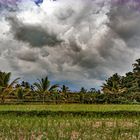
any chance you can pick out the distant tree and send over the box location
[15,86,25,101]
[21,81,31,89]
[79,87,87,103]
[80,87,87,94]
[89,88,100,94]
[61,85,70,94]
[90,88,96,93]
[14,81,34,102]
[60,85,70,102]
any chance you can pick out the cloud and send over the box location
[109,0,140,41]
[8,16,62,47]
[0,0,140,89]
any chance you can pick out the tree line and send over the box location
[0,58,139,104]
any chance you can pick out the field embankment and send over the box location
[0,104,140,117]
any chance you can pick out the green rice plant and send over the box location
[0,115,139,140]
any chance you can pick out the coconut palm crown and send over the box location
[0,71,20,102]
[34,76,59,103]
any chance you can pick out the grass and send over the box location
[0,104,140,112]
[0,115,140,140]
[0,104,140,139]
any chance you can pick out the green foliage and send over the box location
[0,58,140,104]
[102,73,123,94]
[101,58,140,103]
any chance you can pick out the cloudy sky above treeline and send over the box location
[0,0,140,89]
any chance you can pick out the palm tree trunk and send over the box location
[1,95,5,104]
[43,94,45,104]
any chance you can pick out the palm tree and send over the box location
[101,73,126,95]
[132,58,140,92]
[61,85,70,94]
[34,76,58,103]
[0,71,20,103]
[61,85,70,102]
[133,58,140,74]
[14,82,34,102]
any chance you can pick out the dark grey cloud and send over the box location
[8,17,62,47]
[16,50,39,62]
[109,1,140,47]
[14,26,62,47]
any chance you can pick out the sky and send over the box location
[0,0,140,90]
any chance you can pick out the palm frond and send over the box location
[8,77,20,88]
[49,84,59,92]
[34,82,43,92]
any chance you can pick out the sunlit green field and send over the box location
[0,104,140,111]
[0,104,140,140]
